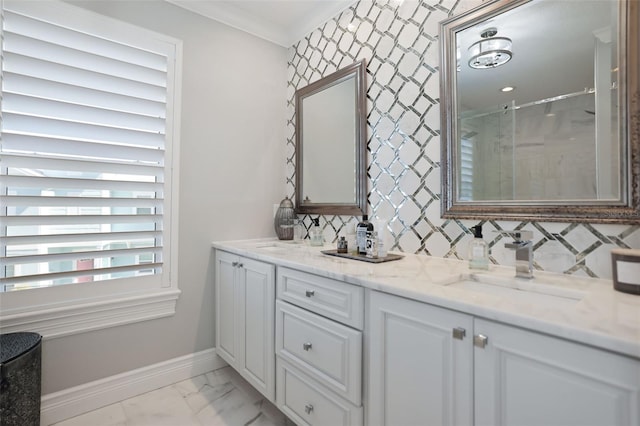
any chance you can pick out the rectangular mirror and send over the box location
[440,0,639,222]
[295,59,367,215]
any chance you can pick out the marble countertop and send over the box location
[212,239,640,359]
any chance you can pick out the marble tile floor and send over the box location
[52,366,293,426]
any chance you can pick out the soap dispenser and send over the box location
[356,215,374,255]
[309,218,324,246]
[468,224,489,270]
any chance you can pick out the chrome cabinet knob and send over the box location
[305,290,315,297]
[474,334,489,348]
[231,261,238,267]
[452,327,466,340]
[303,342,313,351]
[305,404,314,414]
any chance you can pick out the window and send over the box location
[0,1,182,337]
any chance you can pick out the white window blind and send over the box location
[459,137,474,201]
[0,1,178,292]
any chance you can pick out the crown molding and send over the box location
[167,0,355,47]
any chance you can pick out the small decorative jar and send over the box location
[274,197,296,240]
[337,236,348,253]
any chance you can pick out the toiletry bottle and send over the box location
[366,231,378,259]
[309,218,324,246]
[346,224,358,255]
[468,224,489,270]
[374,217,388,258]
[356,215,374,255]
[377,231,387,258]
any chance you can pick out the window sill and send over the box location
[0,288,181,339]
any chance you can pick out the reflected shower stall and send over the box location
[458,88,617,202]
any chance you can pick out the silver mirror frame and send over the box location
[295,59,367,216]
[439,0,640,223]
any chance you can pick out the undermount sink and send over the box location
[255,241,303,251]
[441,273,586,306]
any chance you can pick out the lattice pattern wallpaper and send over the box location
[285,0,639,279]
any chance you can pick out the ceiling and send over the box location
[166,0,357,47]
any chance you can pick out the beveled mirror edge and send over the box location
[439,0,640,224]
[294,59,367,216]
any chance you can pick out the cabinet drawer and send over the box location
[277,267,364,329]
[276,358,363,426]
[276,300,362,405]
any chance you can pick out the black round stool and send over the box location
[1,332,42,426]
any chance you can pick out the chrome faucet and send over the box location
[501,230,534,279]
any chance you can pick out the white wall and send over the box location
[42,0,286,394]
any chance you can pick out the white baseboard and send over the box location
[41,348,227,426]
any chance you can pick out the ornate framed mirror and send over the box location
[440,0,639,223]
[295,59,367,215]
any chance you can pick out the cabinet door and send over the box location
[367,291,474,426]
[474,319,640,426]
[239,257,276,401]
[215,250,240,367]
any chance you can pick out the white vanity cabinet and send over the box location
[367,290,640,426]
[214,250,275,401]
[474,319,640,426]
[275,267,364,426]
[367,289,474,426]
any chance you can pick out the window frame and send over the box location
[0,0,182,339]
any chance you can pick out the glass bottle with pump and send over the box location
[309,218,324,246]
[468,224,489,270]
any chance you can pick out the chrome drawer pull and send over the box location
[305,404,314,414]
[303,342,313,351]
[305,290,315,297]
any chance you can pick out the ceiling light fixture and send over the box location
[468,28,512,69]
[501,86,515,92]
